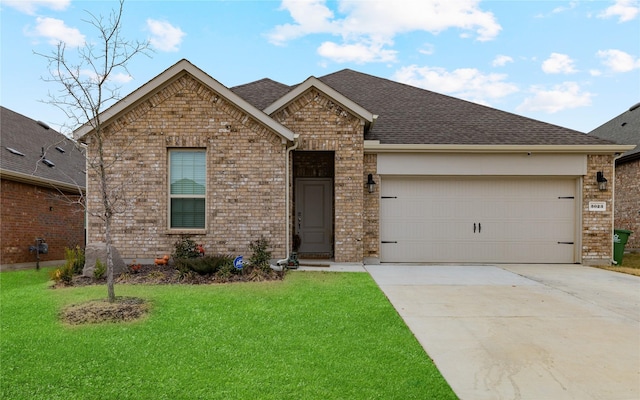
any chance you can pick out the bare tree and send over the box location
[36,0,151,302]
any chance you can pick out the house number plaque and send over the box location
[588,201,606,211]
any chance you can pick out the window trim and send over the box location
[167,148,207,231]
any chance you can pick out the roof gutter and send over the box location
[364,142,637,154]
[0,168,86,193]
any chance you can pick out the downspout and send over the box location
[277,135,299,267]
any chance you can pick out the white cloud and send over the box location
[318,40,397,63]
[146,19,185,52]
[392,65,518,105]
[79,69,133,84]
[542,53,577,74]
[268,0,501,63]
[419,43,435,56]
[492,55,513,67]
[30,17,85,47]
[598,0,639,22]
[552,1,578,14]
[597,49,640,72]
[2,0,70,15]
[517,82,593,113]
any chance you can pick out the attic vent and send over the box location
[55,146,66,153]
[629,102,640,112]
[37,121,51,130]
[42,159,55,168]
[6,147,25,156]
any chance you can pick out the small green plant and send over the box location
[173,236,201,259]
[71,245,85,274]
[94,259,106,279]
[50,265,73,284]
[175,255,234,275]
[248,236,271,272]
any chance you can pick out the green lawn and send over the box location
[1,269,456,400]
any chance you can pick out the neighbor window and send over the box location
[169,149,206,229]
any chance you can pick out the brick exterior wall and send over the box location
[1,179,84,268]
[615,159,639,250]
[85,73,288,260]
[363,153,379,259]
[272,88,365,262]
[582,154,615,264]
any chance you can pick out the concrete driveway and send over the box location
[366,264,640,400]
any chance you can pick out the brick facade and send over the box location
[0,179,84,268]
[85,73,288,260]
[581,154,615,264]
[271,88,365,262]
[615,160,639,250]
[363,153,379,259]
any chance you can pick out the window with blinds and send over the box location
[169,149,206,229]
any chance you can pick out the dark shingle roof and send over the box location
[233,69,616,146]
[589,102,640,162]
[316,69,615,145]
[231,78,291,111]
[0,106,86,189]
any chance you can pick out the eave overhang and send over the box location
[0,168,85,193]
[74,59,296,143]
[364,141,637,154]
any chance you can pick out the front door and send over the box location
[295,178,333,254]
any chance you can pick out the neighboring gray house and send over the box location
[0,106,86,269]
[590,103,640,250]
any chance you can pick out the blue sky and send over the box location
[1,0,639,135]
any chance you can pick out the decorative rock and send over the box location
[82,242,126,278]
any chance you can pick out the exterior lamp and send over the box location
[596,171,608,191]
[367,174,376,193]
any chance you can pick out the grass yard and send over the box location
[597,252,640,276]
[0,269,456,400]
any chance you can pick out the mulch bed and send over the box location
[54,264,285,325]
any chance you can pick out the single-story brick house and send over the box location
[590,103,640,251]
[75,59,633,265]
[1,107,86,270]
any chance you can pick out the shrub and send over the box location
[175,255,234,275]
[172,237,201,259]
[248,237,271,272]
[50,265,73,285]
[94,259,106,279]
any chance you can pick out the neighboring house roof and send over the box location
[589,102,640,163]
[0,106,86,191]
[74,59,296,143]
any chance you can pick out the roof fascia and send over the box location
[263,76,375,124]
[0,168,85,193]
[364,142,637,154]
[74,59,295,142]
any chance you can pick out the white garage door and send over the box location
[380,177,577,263]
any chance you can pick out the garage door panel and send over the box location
[380,177,576,263]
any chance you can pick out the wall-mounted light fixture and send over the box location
[367,174,376,193]
[596,171,608,191]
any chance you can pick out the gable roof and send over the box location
[0,106,86,191]
[74,59,296,143]
[263,76,376,127]
[589,102,640,163]
[316,69,618,147]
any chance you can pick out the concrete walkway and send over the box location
[366,264,640,400]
